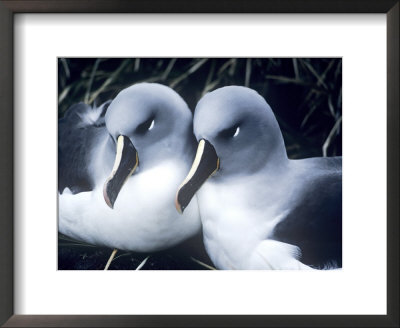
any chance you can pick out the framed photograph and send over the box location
[1,1,398,327]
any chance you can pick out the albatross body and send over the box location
[58,83,201,252]
[176,86,342,270]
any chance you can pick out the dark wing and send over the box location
[58,101,111,194]
[272,157,342,269]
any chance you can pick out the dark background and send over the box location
[58,58,342,270]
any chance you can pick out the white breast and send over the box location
[59,160,201,252]
[197,175,288,269]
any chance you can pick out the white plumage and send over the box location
[59,83,201,252]
[176,86,342,270]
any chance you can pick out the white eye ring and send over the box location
[233,126,240,137]
[148,120,155,131]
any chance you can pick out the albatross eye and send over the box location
[218,125,240,139]
[136,117,155,135]
[148,120,155,131]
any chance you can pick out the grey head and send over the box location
[194,86,287,176]
[103,83,194,208]
[175,86,287,213]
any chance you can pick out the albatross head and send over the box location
[103,83,194,209]
[175,86,287,213]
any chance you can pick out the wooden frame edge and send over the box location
[0,1,398,327]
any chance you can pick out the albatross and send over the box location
[175,86,342,270]
[58,83,201,253]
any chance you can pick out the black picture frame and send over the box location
[0,1,398,327]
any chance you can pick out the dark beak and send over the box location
[103,135,138,209]
[175,139,219,214]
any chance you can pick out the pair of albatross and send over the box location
[59,83,342,270]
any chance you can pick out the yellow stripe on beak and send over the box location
[103,135,138,209]
[175,139,219,214]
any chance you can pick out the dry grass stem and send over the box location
[134,58,140,72]
[60,58,70,78]
[84,58,101,103]
[190,257,216,270]
[104,248,118,270]
[323,116,342,157]
[292,58,299,80]
[162,58,177,81]
[136,256,150,270]
[266,75,309,86]
[89,59,130,104]
[170,59,208,88]
[302,60,328,90]
[245,58,252,87]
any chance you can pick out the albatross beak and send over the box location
[175,139,219,214]
[103,135,138,209]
